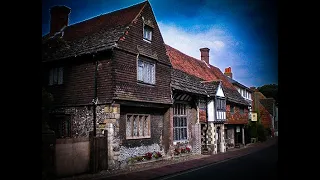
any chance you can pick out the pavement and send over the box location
[59,137,278,180]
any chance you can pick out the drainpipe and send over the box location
[92,54,98,137]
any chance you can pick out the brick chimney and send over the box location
[200,48,210,64]
[50,5,71,34]
[224,67,233,79]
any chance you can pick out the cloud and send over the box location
[158,22,251,83]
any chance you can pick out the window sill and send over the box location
[126,136,151,140]
[48,84,64,87]
[173,140,188,145]
[137,81,155,87]
[143,38,152,43]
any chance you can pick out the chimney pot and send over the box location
[200,48,210,64]
[50,5,71,34]
[224,66,233,79]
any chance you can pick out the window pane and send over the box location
[175,128,179,140]
[133,116,138,136]
[151,64,155,84]
[182,104,185,115]
[138,60,143,81]
[126,116,131,137]
[139,116,143,136]
[53,68,58,84]
[147,63,151,83]
[58,67,63,84]
[143,116,148,136]
[183,128,187,140]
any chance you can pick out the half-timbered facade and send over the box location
[166,44,249,153]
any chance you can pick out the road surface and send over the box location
[155,142,278,180]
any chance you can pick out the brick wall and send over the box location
[225,104,249,124]
[115,105,167,168]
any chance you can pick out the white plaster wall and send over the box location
[216,85,225,97]
[207,100,215,122]
[217,111,226,120]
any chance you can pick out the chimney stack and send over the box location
[224,67,233,79]
[200,48,210,64]
[50,5,71,34]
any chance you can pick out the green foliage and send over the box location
[247,121,267,142]
[257,84,278,105]
[257,123,267,142]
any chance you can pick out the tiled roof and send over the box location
[202,81,221,97]
[165,44,218,81]
[42,1,147,62]
[171,69,208,96]
[165,44,249,106]
[226,76,253,92]
[260,98,275,116]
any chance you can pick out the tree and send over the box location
[257,84,278,105]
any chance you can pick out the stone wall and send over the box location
[115,105,167,169]
[51,104,114,138]
[213,124,226,153]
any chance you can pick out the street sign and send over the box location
[251,112,257,121]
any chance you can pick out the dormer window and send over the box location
[143,25,153,42]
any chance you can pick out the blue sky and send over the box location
[42,0,278,88]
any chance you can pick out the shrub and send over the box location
[257,123,267,142]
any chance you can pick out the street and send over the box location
[154,142,278,180]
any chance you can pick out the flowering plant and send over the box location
[174,148,181,155]
[144,152,153,160]
[186,147,191,153]
[153,151,162,159]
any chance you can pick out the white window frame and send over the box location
[49,67,63,85]
[137,59,155,85]
[173,103,188,142]
[143,24,153,41]
[126,114,151,139]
